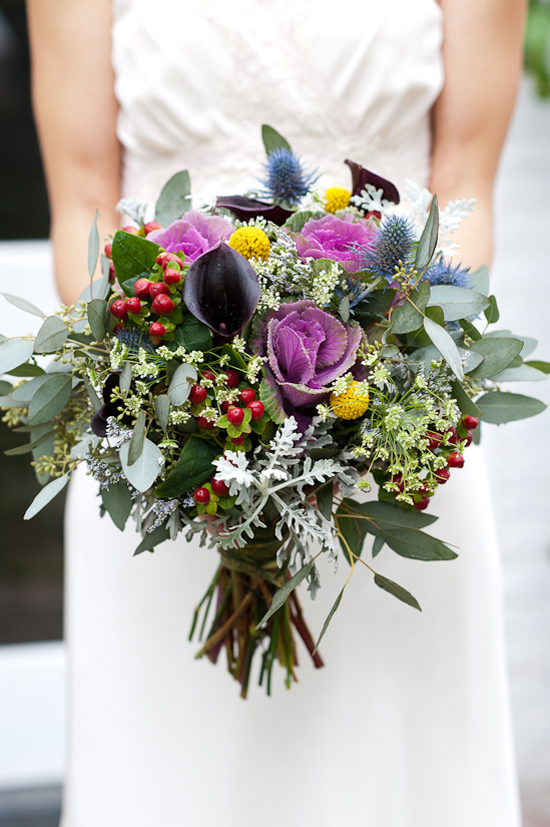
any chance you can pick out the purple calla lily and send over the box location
[216,195,294,226]
[344,159,400,205]
[183,242,261,339]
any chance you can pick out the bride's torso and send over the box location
[112,0,443,202]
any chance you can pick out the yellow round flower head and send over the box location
[330,381,369,420]
[228,226,270,261]
[324,186,351,214]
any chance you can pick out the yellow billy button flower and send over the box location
[324,186,351,214]
[228,226,270,261]
[330,381,370,420]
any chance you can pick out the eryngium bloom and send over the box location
[423,259,471,288]
[259,147,317,206]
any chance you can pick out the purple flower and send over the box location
[294,213,379,273]
[147,211,233,263]
[254,300,363,427]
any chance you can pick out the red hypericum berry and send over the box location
[163,267,181,286]
[149,321,166,338]
[156,251,168,266]
[193,487,210,505]
[189,385,207,405]
[143,221,162,234]
[113,323,123,334]
[447,452,465,468]
[240,388,256,405]
[149,281,170,299]
[225,369,240,389]
[462,415,480,430]
[417,483,431,497]
[247,400,264,420]
[445,427,459,445]
[464,430,473,447]
[164,253,182,267]
[104,243,112,259]
[111,299,128,320]
[220,401,230,413]
[365,210,382,221]
[414,496,430,511]
[227,407,245,426]
[152,294,175,315]
[134,278,152,299]
[122,225,139,235]
[435,468,451,484]
[391,473,405,493]
[196,415,214,430]
[109,261,116,283]
[124,297,141,314]
[202,371,216,382]
[231,435,245,445]
[211,477,229,497]
[426,430,442,451]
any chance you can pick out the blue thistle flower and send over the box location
[423,260,471,288]
[259,147,317,206]
[115,328,156,354]
[334,277,374,311]
[368,215,416,281]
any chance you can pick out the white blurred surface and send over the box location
[0,241,59,338]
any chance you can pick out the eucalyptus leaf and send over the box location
[88,209,99,279]
[119,361,132,393]
[82,375,101,412]
[28,374,72,426]
[491,364,548,382]
[415,194,439,271]
[313,587,345,654]
[168,363,197,406]
[476,392,547,424]
[154,394,171,433]
[525,360,550,374]
[459,318,482,342]
[315,481,333,521]
[459,348,484,373]
[427,285,490,321]
[11,374,53,403]
[255,559,315,629]
[101,483,133,531]
[484,295,500,324]
[34,316,68,354]
[339,296,350,324]
[391,282,430,334]
[468,337,523,379]
[24,473,69,520]
[261,124,291,154]
[423,316,464,380]
[450,380,482,417]
[6,363,45,377]
[372,536,385,557]
[127,410,147,466]
[1,293,46,319]
[155,170,192,225]
[468,265,490,296]
[4,429,55,456]
[119,437,163,493]
[374,573,421,610]
[0,339,35,374]
[134,525,170,556]
[87,299,107,342]
[0,380,12,395]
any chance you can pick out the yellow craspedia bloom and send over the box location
[324,186,351,213]
[330,381,370,420]
[228,226,270,261]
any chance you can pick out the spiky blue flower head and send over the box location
[260,147,317,206]
[369,215,416,281]
[115,328,156,354]
[424,260,471,288]
[334,277,374,311]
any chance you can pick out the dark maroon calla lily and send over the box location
[216,195,293,226]
[91,374,134,437]
[344,159,400,205]
[183,242,261,338]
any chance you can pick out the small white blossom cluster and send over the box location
[169,410,191,425]
[110,339,129,370]
[307,262,341,307]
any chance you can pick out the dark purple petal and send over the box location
[183,242,261,337]
[344,159,400,205]
[216,195,294,226]
[91,405,114,437]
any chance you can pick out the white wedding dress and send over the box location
[61,1,522,825]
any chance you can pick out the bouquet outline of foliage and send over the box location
[1,124,547,697]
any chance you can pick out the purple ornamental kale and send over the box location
[294,213,379,273]
[146,211,233,263]
[254,300,363,429]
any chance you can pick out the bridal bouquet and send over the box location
[1,126,547,696]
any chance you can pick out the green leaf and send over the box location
[82,375,101,412]
[259,377,285,424]
[406,344,441,371]
[87,299,107,342]
[313,586,345,654]
[256,559,315,629]
[119,361,132,393]
[284,210,325,233]
[372,536,385,557]
[88,209,99,279]
[525,360,550,374]
[101,482,133,531]
[261,124,291,154]
[28,374,72,426]
[339,296,350,324]
[6,363,45,377]
[154,394,170,433]
[12,374,54,403]
[315,481,333,521]
[154,435,219,497]
[170,313,212,352]
[476,391,547,424]
[134,525,170,556]
[127,410,146,466]
[423,316,464,380]
[415,194,439,271]
[468,265,490,296]
[492,364,548,382]
[374,573,421,610]
[427,285,490,322]
[155,170,192,226]
[0,380,12,395]
[168,363,197,406]
[221,345,248,373]
[1,293,46,319]
[0,339,35,374]
[24,473,69,519]
[391,282,430,334]
[484,294,500,324]
[468,337,523,379]
[450,380,482,417]
[459,319,482,342]
[34,316,68,354]
[4,429,55,456]
[119,437,163,493]
[111,230,160,284]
